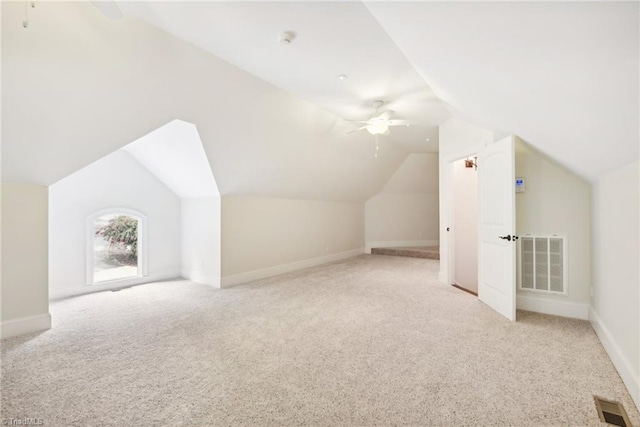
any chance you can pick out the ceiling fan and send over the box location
[348,100,411,136]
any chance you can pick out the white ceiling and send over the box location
[365,1,639,181]
[381,153,439,195]
[2,0,638,202]
[119,0,639,181]
[117,1,449,152]
[1,1,411,202]
[123,120,219,199]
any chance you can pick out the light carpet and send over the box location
[2,255,638,426]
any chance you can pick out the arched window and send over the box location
[86,209,147,285]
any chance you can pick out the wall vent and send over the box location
[594,396,631,427]
[518,235,567,295]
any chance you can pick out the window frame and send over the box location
[86,208,148,285]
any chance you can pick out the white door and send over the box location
[477,136,516,321]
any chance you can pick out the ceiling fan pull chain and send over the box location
[374,135,379,158]
[22,1,34,28]
[23,1,29,28]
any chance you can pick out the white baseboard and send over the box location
[516,294,589,320]
[365,240,439,254]
[221,248,364,288]
[181,269,221,289]
[1,313,51,339]
[50,269,181,301]
[438,270,448,284]
[589,308,640,410]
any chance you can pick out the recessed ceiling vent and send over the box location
[279,31,296,44]
[594,396,631,427]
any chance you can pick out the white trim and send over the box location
[365,240,438,254]
[49,268,180,300]
[516,294,589,320]
[590,308,640,409]
[1,313,51,339]
[221,248,364,288]
[181,269,221,289]
[438,270,447,284]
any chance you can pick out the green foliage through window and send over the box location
[96,215,138,265]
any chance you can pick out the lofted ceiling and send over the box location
[116,0,639,181]
[1,0,638,202]
[123,120,219,199]
[1,1,411,202]
[365,1,639,181]
[117,1,448,152]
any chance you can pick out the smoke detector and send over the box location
[279,31,296,44]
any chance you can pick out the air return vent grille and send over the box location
[594,396,631,427]
[518,235,567,295]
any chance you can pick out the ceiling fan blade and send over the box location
[387,120,412,127]
[348,126,368,134]
[377,110,394,121]
[91,1,123,19]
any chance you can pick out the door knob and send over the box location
[498,235,512,241]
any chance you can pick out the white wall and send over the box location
[515,139,591,318]
[181,197,221,288]
[221,195,364,286]
[590,161,639,408]
[2,1,409,202]
[453,158,478,293]
[1,184,51,338]
[439,118,494,284]
[49,151,182,300]
[365,153,439,251]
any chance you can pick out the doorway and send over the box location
[443,136,517,321]
[451,156,479,296]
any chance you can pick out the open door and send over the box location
[477,135,516,321]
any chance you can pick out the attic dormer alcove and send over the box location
[49,120,221,300]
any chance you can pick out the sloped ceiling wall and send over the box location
[122,120,219,199]
[4,1,636,198]
[365,1,639,181]
[365,153,440,245]
[379,153,438,195]
[1,1,408,202]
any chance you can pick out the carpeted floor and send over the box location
[2,255,638,426]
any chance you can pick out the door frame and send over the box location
[439,136,517,321]
[440,150,480,288]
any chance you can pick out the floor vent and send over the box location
[594,396,632,427]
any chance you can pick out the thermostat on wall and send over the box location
[515,177,525,193]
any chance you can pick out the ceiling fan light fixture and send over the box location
[366,121,389,135]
